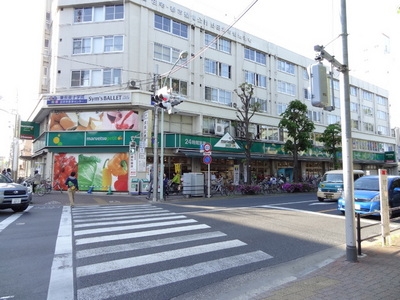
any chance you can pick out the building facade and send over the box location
[28,0,397,192]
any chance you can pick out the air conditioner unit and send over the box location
[378,131,382,135]
[215,123,225,136]
[230,103,237,108]
[128,80,139,89]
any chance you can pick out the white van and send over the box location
[317,170,365,201]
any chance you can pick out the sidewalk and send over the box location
[258,235,400,300]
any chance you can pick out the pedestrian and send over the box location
[146,167,154,200]
[65,171,79,207]
[5,168,12,180]
[32,170,42,194]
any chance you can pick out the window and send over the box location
[277,80,296,96]
[244,47,266,65]
[203,117,215,134]
[71,70,90,87]
[71,69,122,87]
[277,59,295,75]
[277,103,288,115]
[377,125,388,135]
[363,122,374,132]
[377,110,388,120]
[350,102,359,113]
[308,110,321,123]
[154,43,186,65]
[74,5,124,23]
[104,35,123,52]
[74,7,93,23]
[350,86,358,96]
[259,126,281,141]
[332,79,340,90]
[245,71,266,88]
[251,98,268,112]
[205,33,231,53]
[105,5,124,20]
[362,90,373,101]
[327,114,341,124]
[73,36,124,54]
[303,68,309,80]
[205,59,231,79]
[155,14,188,38]
[362,105,373,117]
[205,86,232,105]
[377,95,388,106]
[351,119,359,130]
[161,78,188,96]
[304,88,311,100]
[333,96,340,109]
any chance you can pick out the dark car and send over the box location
[0,174,32,212]
[338,175,400,216]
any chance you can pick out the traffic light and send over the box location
[309,63,331,108]
[154,86,184,114]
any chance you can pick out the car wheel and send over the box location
[341,211,345,215]
[318,197,324,202]
[12,204,29,213]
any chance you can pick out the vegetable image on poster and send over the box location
[52,152,130,192]
[53,153,78,190]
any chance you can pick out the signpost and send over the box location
[202,143,212,198]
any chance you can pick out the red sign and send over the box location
[203,155,212,164]
[203,143,212,152]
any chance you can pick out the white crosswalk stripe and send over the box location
[72,205,273,299]
[77,251,271,300]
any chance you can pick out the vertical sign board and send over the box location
[379,169,390,244]
[234,165,240,185]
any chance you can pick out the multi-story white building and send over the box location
[29,0,397,192]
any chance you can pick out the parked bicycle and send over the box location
[34,178,64,196]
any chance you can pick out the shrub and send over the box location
[281,182,314,193]
[238,184,262,195]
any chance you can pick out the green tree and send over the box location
[234,83,260,184]
[318,123,342,169]
[278,100,315,182]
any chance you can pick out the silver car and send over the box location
[0,174,32,212]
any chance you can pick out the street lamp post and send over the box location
[159,50,188,201]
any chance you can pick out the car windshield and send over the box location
[354,177,379,191]
[323,174,343,183]
[0,174,13,184]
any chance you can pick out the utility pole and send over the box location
[313,0,357,262]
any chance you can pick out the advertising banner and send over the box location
[49,110,139,131]
[53,152,129,192]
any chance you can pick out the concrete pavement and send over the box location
[31,191,400,300]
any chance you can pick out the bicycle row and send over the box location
[22,178,64,196]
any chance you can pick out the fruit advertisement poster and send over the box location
[49,110,139,131]
[53,152,129,192]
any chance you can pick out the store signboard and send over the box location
[47,131,138,147]
[45,93,131,105]
[20,121,39,140]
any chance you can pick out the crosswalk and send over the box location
[71,204,273,300]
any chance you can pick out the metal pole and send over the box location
[160,108,164,201]
[152,106,159,202]
[340,0,357,262]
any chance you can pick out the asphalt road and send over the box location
[0,192,382,299]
